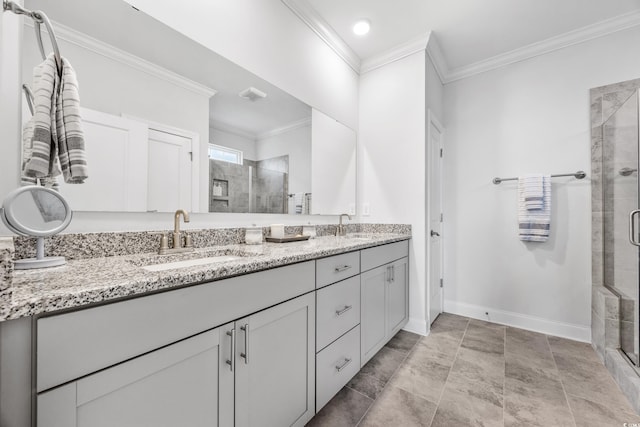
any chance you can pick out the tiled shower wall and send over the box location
[591,77,640,413]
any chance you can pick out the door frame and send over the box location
[427,109,445,326]
[123,114,200,213]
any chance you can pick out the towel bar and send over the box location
[493,171,586,185]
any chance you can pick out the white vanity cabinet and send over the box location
[35,261,316,427]
[233,292,315,427]
[360,241,409,366]
[38,327,226,427]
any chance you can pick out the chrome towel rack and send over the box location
[3,0,62,74]
[493,170,587,185]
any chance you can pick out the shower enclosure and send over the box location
[602,89,640,364]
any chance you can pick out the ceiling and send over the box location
[298,0,640,72]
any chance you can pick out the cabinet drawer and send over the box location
[37,261,314,392]
[316,325,360,411]
[316,251,360,288]
[361,240,409,272]
[316,275,360,351]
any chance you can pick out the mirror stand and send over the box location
[13,236,66,270]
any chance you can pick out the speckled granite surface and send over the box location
[0,238,14,319]
[13,223,411,261]
[3,231,410,321]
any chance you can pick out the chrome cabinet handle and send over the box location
[430,230,440,237]
[240,323,249,364]
[630,210,640,247]
[335,305,353,316]
[334,265,352,273]
[225,328,235,372]
[335,358,353,372]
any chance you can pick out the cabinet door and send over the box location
[235,292,315,427]
[387,258,409,336]
[38,327,229,427]
[361,265,387,366]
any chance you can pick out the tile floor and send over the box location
[307,313,640,427]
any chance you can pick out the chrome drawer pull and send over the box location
[225,328,235,372]
[240,323,249,364]
[334,265,352,273]
[335,305,353,316]
[335,357,353,372]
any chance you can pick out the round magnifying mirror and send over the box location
[1,186,72,269]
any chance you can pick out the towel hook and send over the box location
[33,10,62,75]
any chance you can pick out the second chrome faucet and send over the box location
[336,213,351,236]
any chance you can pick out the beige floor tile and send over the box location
[567,394,640,427]
[505,327,553,359]
[358,386,437,427]
[460,322,505,355]
[504,391,574,427]
[450,346,504,389]
[307,386,372,427]
[416,332,461,360]
[547,335,601,364]
[359,346,406,383]
[554,353,635,414]
[388,344,451,404]
[431,372,503,427]
[385,330,421,354]
[347,372,386,400]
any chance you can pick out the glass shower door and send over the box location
[602,90,640,365]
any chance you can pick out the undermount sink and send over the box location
[130,248,251,272]
[342,233,376,241]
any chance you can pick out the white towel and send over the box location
[522,174,544,210]
[294,192,303,214]
[518,175,551,242]
[22,53,88,184]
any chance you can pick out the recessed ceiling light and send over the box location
[353,19,370,36]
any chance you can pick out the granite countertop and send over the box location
[1,233,410,321]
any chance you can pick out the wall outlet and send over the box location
[362,203,370,216]
[348,204,356,216]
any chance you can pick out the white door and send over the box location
[147,129,193,212]
[428,111,444,325]
[59,108,148,212]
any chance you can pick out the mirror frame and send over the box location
[1,186,73,237]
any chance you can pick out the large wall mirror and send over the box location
[18,0,356,215]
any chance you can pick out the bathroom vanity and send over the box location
[0,231,410,427]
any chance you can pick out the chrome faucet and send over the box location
[336,213,351,236]
[173,209,191,248]
[159,209,193,254]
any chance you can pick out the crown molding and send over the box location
[26,20,218,97]
[360,33,430,74]
[444,10,640,83]
[210,120,256,141]
[281,0,361,73]
[257,117,311,140]
[425,33,449,84]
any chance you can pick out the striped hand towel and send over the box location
[522,174,544,210]
[22,53,88,184]
[518,175,551,242]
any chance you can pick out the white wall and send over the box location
[210,127,257,161]
[256,124,311,196]
[0,6,23,202]
[359,51,428,334]
[443,26,640,341]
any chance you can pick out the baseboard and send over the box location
[444,300,591,343]
[403,317,428,336]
